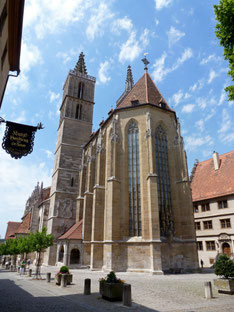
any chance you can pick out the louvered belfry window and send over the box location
[128,121,141,236]
[155,125,172,237]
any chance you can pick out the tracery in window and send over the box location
[155,125,173,237]
[128,121,141,236]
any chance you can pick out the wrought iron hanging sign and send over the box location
[0,117,43,159]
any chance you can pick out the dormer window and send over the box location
[131,100,139,106]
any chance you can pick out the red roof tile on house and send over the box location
[5,222,21,240]
[117,72,172,111]
[16,212,31,234]
[58,220,83,240]
[191,151,234,202]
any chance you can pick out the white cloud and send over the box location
[196,97,207,110]
[119,29,149,63]
[98,60,111,84]
[49,91,60,103]
[56,49,79,64]
[152,48,193,82]
[195,119,204,132]
[112,16,133,34]
[86,2,114,41]
[200,54,222,65]
[43,149,54,159]
[208,69,218,84]
[170,90,183,106]
[218,88,226,106]
[181,104,195,113]
[218,109,232,134]
[24,0,91,39]
[185,135,213,151]
[167,26,185,47]
[189,79,205,92]
[155,19,159,25]
[155,0,173,10]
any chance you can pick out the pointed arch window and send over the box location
[78,82,84,99]
[128,121,141,236]
[75,104,82,120]
[155,125,172,237]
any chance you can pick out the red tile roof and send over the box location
[191,151,234,202]
[117,72,172,111]
[58,220,83,240]
[5,222,21,240]
[16,212,31,234]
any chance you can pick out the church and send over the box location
[36,53,198,273]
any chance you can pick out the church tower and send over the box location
[45,53,96,265]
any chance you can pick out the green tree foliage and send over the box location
[17,236,32,258]
[214,0,234,101]
[30,227,54,278]
[214,254,234,279]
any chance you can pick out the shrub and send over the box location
[59,265,69,274]
[99,271,124,283]
[214,254,234,279]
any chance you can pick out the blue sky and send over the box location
[0,0,233,238]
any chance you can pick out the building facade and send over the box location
[191,151,234,268]
[43,54,198,273]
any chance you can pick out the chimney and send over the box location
[213,151,220,170]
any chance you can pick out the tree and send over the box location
[30,227,54,278]
[214,0,234,101]
[6,239,20,265]
[17,236,32,260]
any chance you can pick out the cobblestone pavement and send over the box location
[0,266,234,312]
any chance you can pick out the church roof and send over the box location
[16,212,31,234]
[191,151,234,202]
[5,222,21,240]
[58,220,83,240]
[116,72,172,111]
[74,52,87,74]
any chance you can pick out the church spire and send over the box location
[125,65,134,92]
[74,52,87,74]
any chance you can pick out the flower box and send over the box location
[214,279,234,295]
[99,281,124,301]
[55,273,73,286]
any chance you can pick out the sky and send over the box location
[0,0,233,238]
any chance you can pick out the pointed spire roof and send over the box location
[74,52,87,74]
[117,72,172,111]
[125,65,134,92]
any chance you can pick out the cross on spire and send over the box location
[141,54,150,72]
[74,52,87,74]
[125,65,134,92]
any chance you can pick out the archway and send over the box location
[70,248,80,264]
[222,242,231,256]
[58,245,64,262]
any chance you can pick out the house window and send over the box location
[197,241,203,250]
[220,218,231,229]
[218,200,228,209]
[209,258,215,265]
[203,220,212,230]
[206,241,215,251]
[195,222,201,230]
[194,205,199,213]
[201,203,210,212]
[155,125,172,237]
[71,177,74,187]
[75,104,82,119]
[128,121,141,236]
[78,82,84,99]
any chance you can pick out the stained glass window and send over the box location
[128,121,141,236]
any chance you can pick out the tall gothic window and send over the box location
[78,82,84,99]
[75,104,82,119]
[155,125,172,237]
[128,121,141,236]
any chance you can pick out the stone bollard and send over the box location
[28,269,32,277]
[84,278,91,295]
[61,274,67,287]
[46,272,51,283]
[123,284,132,307]
[204,281,213,299]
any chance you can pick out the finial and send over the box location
[141,53,150,72]
[125,65,134,92]
[74,52,87,74]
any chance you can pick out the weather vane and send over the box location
[141,52,150,72]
